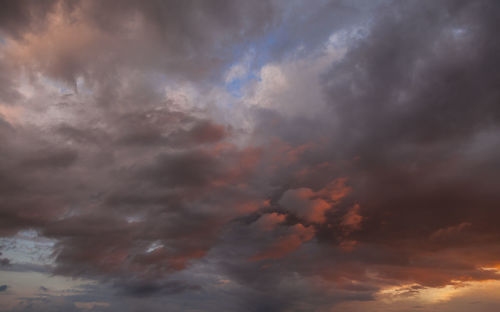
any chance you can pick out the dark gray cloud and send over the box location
[1,0,500,311]
[200,0,500,307]
[0,0,58,38]
[318,0,500,250]
[231,0,500,293]
[0,258,10,266]
[1,0,277,91]
[116,280,201,298]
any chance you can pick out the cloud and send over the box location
[278,178,351,224]
[249,223,315,261]
[1,0,500,311]
[279,188,331,223]
[116,280,201,298]
[341,203,362,233]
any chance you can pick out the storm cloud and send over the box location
[1,0,500,311]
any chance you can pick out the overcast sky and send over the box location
[1,1,500,311]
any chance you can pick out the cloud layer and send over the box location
[1,0,500,311]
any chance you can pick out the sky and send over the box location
[1,0,500,311]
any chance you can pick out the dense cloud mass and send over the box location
[1,0,500,311]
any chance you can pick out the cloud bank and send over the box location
[1,0,500,311]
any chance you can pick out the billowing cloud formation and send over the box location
[1,0,500,311]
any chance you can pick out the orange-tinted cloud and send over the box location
[341,204,363,233]
[279,178,352,223]
[250,224,315,261]
[254,212,286,231]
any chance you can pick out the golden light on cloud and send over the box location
[378,278,500,305]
